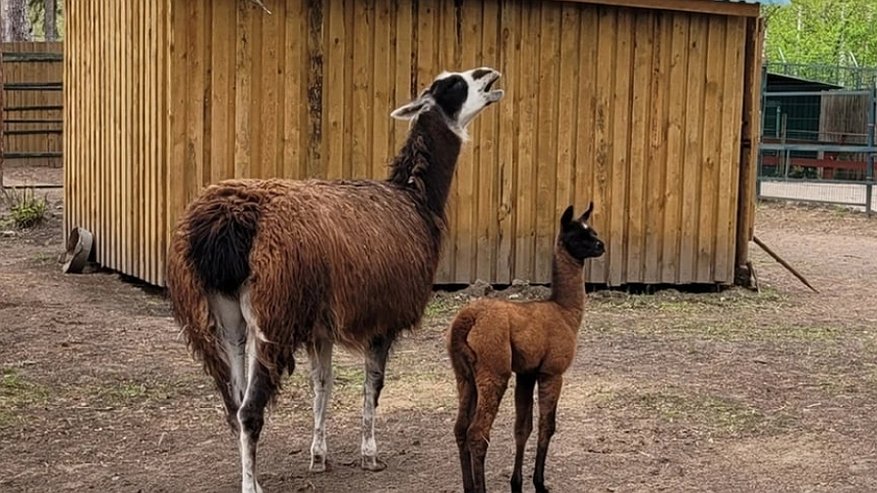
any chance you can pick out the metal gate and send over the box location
[758,87,877,214]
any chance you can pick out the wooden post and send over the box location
[734,16,764,287]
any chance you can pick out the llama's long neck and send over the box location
[388,109,463,218]
[549,244,586,324]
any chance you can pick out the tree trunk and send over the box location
[44,0,57,42]
[5,0,31,42]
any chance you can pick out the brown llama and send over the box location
[447,203,605,493]
[166,68,504,493]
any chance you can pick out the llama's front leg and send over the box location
[361,335,392,471]
[308,337,334,473]
[533,375,563,493]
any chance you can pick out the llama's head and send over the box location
[559,203,605,262]
[390,67,504,135]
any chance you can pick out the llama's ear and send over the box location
[390,97,430,120]
[581,201,594,222]
[560,205,575,229]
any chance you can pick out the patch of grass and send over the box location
[602,389,780,437]
[0,368,49,429]
[591,287,786,315]
[1,187,49,229]
[95,379,178,406]
[425,298,454,318]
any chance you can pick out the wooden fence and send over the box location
[2,42,63,166]
[66,0,760,287]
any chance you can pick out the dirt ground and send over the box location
[2,172,877,492]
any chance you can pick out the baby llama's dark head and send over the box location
[558,203,605,262]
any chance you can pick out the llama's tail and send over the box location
[183,193,262,295]
[447,310,478,385]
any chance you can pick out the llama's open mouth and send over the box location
[483,72,504,103]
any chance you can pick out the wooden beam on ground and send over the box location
[752,235,819,293]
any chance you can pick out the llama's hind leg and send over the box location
[511,373,537,493]
[468,374,510,493]
[361,335,392,471]
[453,373,477,492]
[236,329,276,493]
[308,336,333,473]
[210,295,248,431]
[533,375,563,493]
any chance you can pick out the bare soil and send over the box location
[2,188,877,492]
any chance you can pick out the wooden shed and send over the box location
[64,0,781,287]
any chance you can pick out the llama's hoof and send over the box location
[361,455,387,471]
[309,456,328,473]
[241,479,263,493]
[534,484,550,493]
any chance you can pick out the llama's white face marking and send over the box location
[390,66,503,137]
[453,67,504,128]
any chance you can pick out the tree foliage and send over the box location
[764,0,877,67]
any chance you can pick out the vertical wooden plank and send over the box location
[341,0,356,179]
[159,0,171,285]
[698,15,725,283]
[718,17,746,283]
[113,0,121,270]
[626,11,653,284]
[213,0,235,182]
[514,3,539,281]
[576,6,598,283]
[644,11,672,284]
[99,0,107,267]
[476,1,500,282]
[679,14,707,284]
[145,2,159,279]
[249,2,265,179]
[283,0,306,179]
[234,2,252,177]
[661,12,688,283]
[306,0,325,178]
[590,7,616,284]
[134,0,144,280]
[169,0,188,241]
[261,0,281,178]
[372,0,392,179]
[392,0,413,155]
[455,0,479,283]
[534,2,560,282]
[351,0,373,179]
[608,8,632,287]
[555,4,581,244]
[121,0,130,274]
[496,0,520,284]
[324,0,346,179]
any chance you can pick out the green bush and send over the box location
[2,187,48,229]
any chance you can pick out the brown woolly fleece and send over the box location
[447,207,604,493]
[166,108,462,397]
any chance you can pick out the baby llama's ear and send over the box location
[560,205,575,229]
[581,201,594,222]
[390,95,431,120]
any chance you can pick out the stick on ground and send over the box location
[753,235,819,293]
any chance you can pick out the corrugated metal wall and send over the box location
[65,0,751,287]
